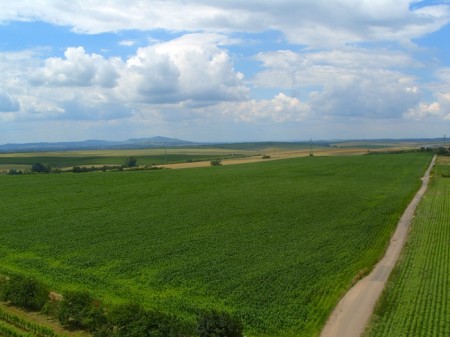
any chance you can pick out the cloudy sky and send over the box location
[1,0,450,143]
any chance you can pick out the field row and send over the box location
[365,156,450,337]
[0,306,64,337]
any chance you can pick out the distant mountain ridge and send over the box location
[0,137,196,152]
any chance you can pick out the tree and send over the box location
[197,310,243,337]
[2,275,49,311]
[123,157,138,168]
[210,159,222,166]
[58,290,105,330]
[108,303,148,337]
[8,169,23,175]
[31,162,51,173]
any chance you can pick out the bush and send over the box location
[31,162,51,173]
[58,290,106,330]
[123,157,138,168]
[210,159,222,166]
[7,169,23,175]
[104,303,192,337]
[2,275,49,311]
[197,310,243,337]
[262,155,271,159]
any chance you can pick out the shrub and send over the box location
[197,310,243,337]
[31,162,51,173]
[107,303,147,337]
[2,275,49,311]
[7,169,23,175]
[210,159,222,166]
[262,155,271,159]
[104,303,192,337]
[58,290,106,330]
[123,157,138,168]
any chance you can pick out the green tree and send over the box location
[2,275,49,311]
[210,159,222,166]
[58,290,105,330]
[108,303,147,337]
[123,157,138,168]
[31,162,51,173]
[197,310,243,337]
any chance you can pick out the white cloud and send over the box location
[404,102,442,120]
[116,34,248,104]
[119,40,136,46]
[211,93,310,123]
[0,90,20,112]
[0,33,248,124]
[254,48,420,89]
[253,48,421,118]
[30,47,121,88]
[1,1,449,47]
[309,70,421,118]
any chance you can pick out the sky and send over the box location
[1,0,450,143]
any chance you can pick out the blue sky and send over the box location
[1,0,450,143]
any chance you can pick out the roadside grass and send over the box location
[0,153,432,337]
[364,155,450,337]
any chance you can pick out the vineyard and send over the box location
[364,156,450,337]
[0,153,432,337]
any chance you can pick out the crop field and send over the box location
[0,153,432,336]
[364,156,450,337]
[0,148,254,171]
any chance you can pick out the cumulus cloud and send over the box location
[403,102,442,120]
[0,33,248,124]
[253,48,421,118]
[1,1,449,47]
[211,93,310,123]
[30,47,121,88]
[116,34,248,104]
[309,70,421,118]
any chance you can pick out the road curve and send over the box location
[319,155,436,337]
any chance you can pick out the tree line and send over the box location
[0,275,243,337]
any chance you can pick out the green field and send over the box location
[364,156,450,337]
[0,153,432,336]
[0,148,253,171]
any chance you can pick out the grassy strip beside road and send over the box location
[364,156,450,337]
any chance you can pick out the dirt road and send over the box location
[319,155,436,337]
[156,148,370,170]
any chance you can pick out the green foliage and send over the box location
[435,146,449,155]
[198,310,243,337]
[365,160,450,337]
[31,163,51,173]
[7,169,23,175]
[2,275,49,311]
[58,290,105,330]
[103,303,191,337]
[123,157,137,168]
[0,153,433,336]
[262,155,271,159]
[210,159,222,166]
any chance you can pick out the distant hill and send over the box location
[0,137,196,153]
